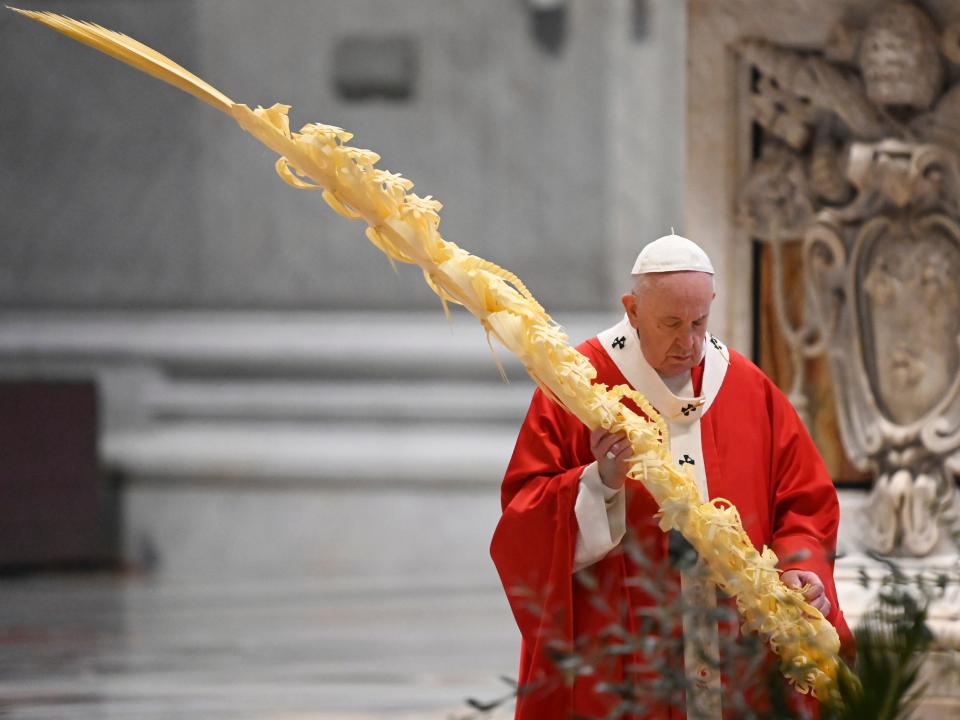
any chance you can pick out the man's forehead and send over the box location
[641,280,715,319]
[657,309,710,317]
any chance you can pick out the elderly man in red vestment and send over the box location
[490,234,852,719]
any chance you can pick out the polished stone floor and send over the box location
[0,574,519,719]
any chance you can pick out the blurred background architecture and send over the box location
[0,1,684,717]
[0,0,958,718]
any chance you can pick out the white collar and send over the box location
[597,315,730,424]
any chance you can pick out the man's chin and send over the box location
[662,357,693,373]
[658,363,691,379]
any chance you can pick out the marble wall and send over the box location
[1,1,206,308]
[2,0,686,313]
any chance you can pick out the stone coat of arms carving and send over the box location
[737,1,960,556]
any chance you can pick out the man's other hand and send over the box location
[590,428,632,491]
[782,569,831,616]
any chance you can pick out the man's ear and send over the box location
[621,292,637,322]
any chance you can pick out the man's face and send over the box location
[621,271,715,378]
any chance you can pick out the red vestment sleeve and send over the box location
[765,378,854,654]
[489,387,592,715]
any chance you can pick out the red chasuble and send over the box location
[490,321,852,720]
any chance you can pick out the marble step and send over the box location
[0,310,610,380]
[103,420,518,487]
[108,421,516,578]
[145,378,535,424]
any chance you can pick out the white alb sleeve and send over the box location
[573,461,626,573]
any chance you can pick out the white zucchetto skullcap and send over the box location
[631,232,715,275]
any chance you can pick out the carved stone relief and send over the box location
[737,1,960,556]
